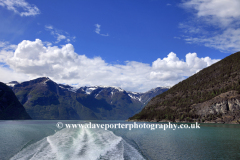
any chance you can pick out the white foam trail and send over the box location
[10,128,145,160]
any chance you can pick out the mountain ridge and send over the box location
[7,77,168,120]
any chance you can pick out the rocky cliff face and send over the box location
[191,91,240,123]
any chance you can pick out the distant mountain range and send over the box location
[0,82,31,120]
[129,52,240,124]
[5,77,169,120]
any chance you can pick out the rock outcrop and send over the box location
[191,91,240,123]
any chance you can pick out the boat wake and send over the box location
[10,127,145,160]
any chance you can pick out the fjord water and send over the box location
[0,121,240,160]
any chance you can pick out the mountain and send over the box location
[8,77,168,120]
[129,51,240,124]
[0,82,31,120]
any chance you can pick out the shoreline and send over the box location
[126,119,240,124]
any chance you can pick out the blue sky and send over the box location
[0,0,239,92]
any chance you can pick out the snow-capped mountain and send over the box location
[127,87,170,104]
[75,85,169,105]
[6,77,169,120]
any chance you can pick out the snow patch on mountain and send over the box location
[6,83,16,87]
[80,86,124,95]
[85,87,98,94]
[6,81,19,87]
[42,78,50,86]
[98,86,124,92]
[128,93,142,102]
[59,84,78,93]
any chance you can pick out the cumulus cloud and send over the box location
[0,0,40,16]
[0,41,30,82]
[150,52,219,81]
[0,39,220,92]
[45,25,74,43]
[95,24,109,36]
[180,0,240,53]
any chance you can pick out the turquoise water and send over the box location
[0,120,240,160]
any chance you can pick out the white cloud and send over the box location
[0,0,40,16]
[0,41,16,63]
[185,28,240,52]
[95,24,101,34]
[45,25,74,43]
[0,65,30,82]
[150,52,219,81]
[45,25,53,30]
[181,0,240,27]
[0,41,17,50]
[180,0,240,53]
[95,24,109,36]
[0,41,30,82]
[55,33,66,43]
[0,39,220,92]
[179,23,202,34]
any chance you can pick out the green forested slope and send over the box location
[130,52,240,122]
